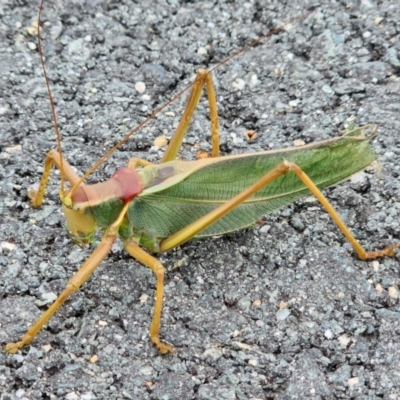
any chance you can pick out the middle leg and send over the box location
[161,69,220,163]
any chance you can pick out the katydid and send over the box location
[5,2,399,356]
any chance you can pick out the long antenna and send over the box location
[42,4,315,202]
[38,0,65,198]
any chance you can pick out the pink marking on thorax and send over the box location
[111,167,143,203]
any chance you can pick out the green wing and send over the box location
[127,126,376,241]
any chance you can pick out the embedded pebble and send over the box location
[197,47,207,55]
[388,286,399,299]
[65,392,79,400]
[203,348,223,361]
[338,334,351,347]
[135,81,146,94]
[325,329,334,339]
[90,355,99,363]
[276,308,290,321]
[232,78,245,90]
[348,377,359,386]
[376,284,383,293]
[154,135,168,147]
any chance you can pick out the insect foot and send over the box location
[363,244,400,261]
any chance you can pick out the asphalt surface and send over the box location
[1,0,400,399]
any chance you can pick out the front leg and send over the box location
[31,149,83,207]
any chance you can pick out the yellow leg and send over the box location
[5,202,131,354]
[159,161,398,260]
[160,69,220,163]
[287,162,399,260]
[205,71,220,157]
[123,239,174,354]
[5,231,116,354]
[32,149,82,207]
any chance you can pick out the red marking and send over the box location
[112,167,143,202]
[71,186,89,203]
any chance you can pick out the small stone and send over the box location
[26,22,38,36]
[50,24,62,40]
[260,225,271,234]
[350,171,366,184]
[139,366,153,375]
[113,97,133,103]
[276,308,290,321]
[252,299,261,307]
[384,151,395,158]
[248,359,258,366]
[90,354,99,363]
[35,292,57,306]
[388,286,399,299]
[232,78,245,90]
[5,145,22,153]
[154,135,168,147]
[197,47,207,55]
[81,393,97,400]
[16,363,41,381]
[103,344,115,354]
[232,341,252,350]
[65,392,79,400]
[98,320,108,326]
[372,261,379,271]
[13,354,24,363]
[42,344,52,352]
[1,241,16,251]
[361,311,372,318]
[348,377,359,386]
[15,389,25,398]
[28,42,37,50]
[338,334,351,347]
[279,301,287,309]
[139,294,149,303]
[289,99,300,107]
[135,81,146,94]
[203,347,223,360]
[325,329,334,339]
[375,284,383,293]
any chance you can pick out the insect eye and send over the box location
[74,205,83,212]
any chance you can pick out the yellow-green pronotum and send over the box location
[5,2,399,355]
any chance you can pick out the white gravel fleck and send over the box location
[232,78,245,90]
[135,81,146,94]
[197,47,207,55]
[348,377,359,386]
[389,286,399,299]
[324,329,334,339]
[65,392,79,400]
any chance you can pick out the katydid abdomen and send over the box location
[125,126,375,250]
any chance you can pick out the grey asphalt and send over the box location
[1,0,400,399]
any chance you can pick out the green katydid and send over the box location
[5,2,399,355]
